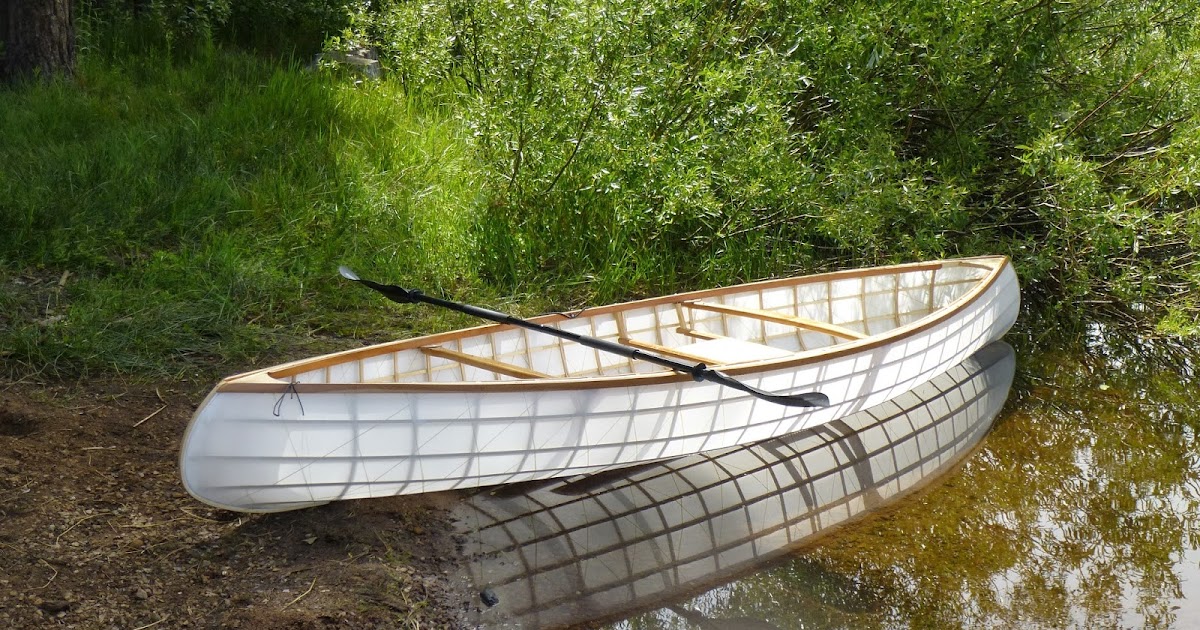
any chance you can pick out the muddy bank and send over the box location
[0,380,476,628]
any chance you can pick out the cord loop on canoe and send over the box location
[273,382,305,417]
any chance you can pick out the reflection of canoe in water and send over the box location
[458,342,1017,629]
[180,257,1018,512]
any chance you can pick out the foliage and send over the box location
[0,49,482,377]
[222,0,354,55]
[4,0,1200,378]
[347,0,1200,310]
[77,0,231,50]
[78,0,352,55]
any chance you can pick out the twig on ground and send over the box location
[122,517,188,529]
[0,371,43,393]
[375,531,395,556]
[179,508,224,523]
[0,479,35,502]
[343,549,371,563]
[35,559,58,589]
[132,616,169,630]
[56,511,111,544]
[133,404,167,428]
[283,577,318,609]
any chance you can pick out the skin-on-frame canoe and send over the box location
[458,341,1016,629]
[180,255,1019,512]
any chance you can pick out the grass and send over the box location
[4,0,1200,381]
[0,48,488,379]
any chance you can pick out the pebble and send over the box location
[36,599,72,614]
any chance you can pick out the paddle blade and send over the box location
[338,265,361,281]
[781,391,830,407]
[704,369,829,408]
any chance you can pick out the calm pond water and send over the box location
[458,327,1200,629]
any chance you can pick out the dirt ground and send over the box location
[0,378,477,629]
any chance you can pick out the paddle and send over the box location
[339,267,829,408]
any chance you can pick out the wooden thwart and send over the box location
[683,301,867,340]
[675,326,722,341]
[617,337,722,365]
[421,346,549,379]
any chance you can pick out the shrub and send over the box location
[352,0,1200,320]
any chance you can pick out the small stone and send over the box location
[134,588,149,600]
[480,587,499,607]
[36,600,72,614]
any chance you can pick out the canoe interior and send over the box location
[273,261,993,385]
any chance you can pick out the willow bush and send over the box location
[4,0,1199,379]
[350,0,1200,326]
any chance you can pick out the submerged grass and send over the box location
[0,48,486,379]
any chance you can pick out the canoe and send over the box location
[460,341,1016,629]
[180,255,1019,512]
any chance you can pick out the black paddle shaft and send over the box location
[341,268,828,408]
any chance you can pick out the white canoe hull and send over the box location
[181,257,1019,512]
[461,341,1016,628]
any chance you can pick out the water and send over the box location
[457,331,1200,629]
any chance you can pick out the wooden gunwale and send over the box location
[220,257,1006,394]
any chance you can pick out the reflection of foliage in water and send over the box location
[611,329,1200,629]
[806,329,1197,628]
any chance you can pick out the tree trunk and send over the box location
[2,0,76,84]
